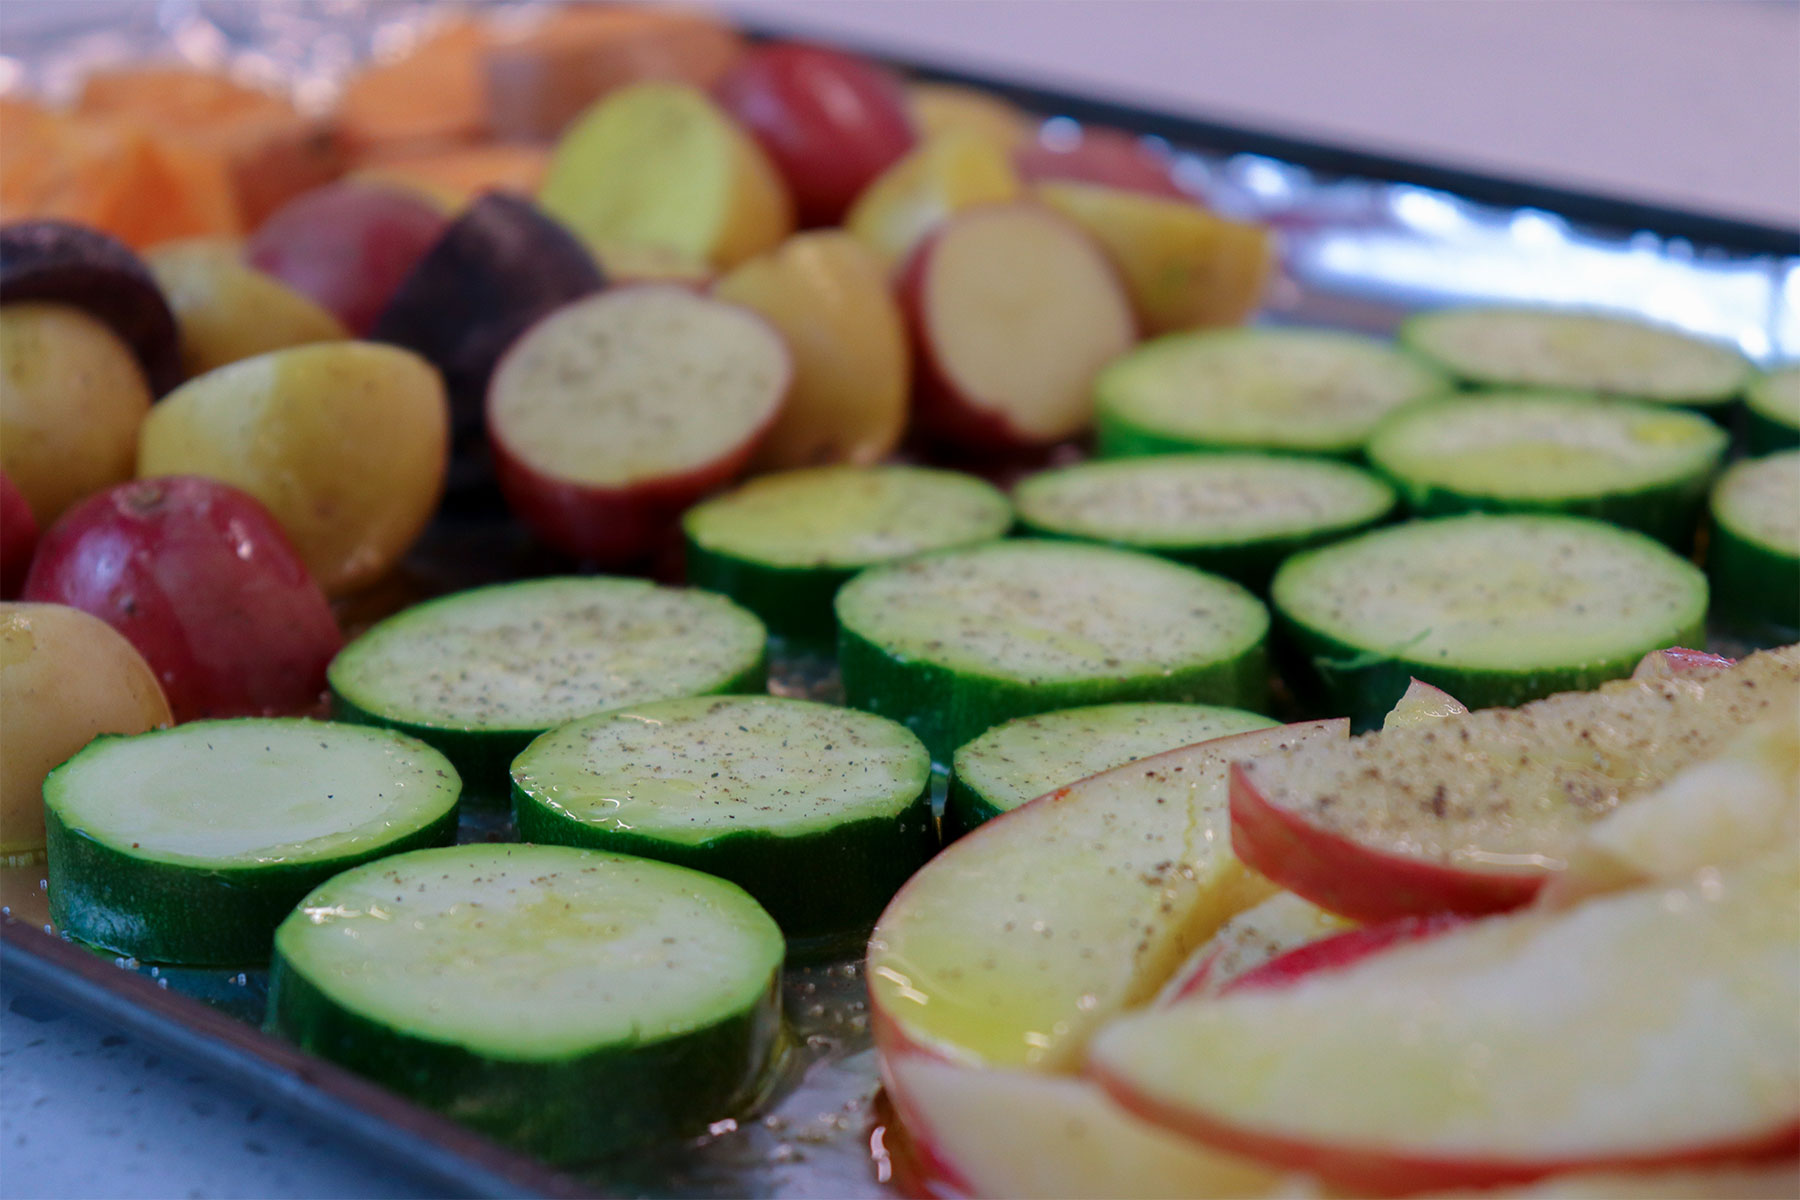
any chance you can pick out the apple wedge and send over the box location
[1230,645,1800,921]
[884,1056,1292,1199]
[1542,714,1798,908]
[1383,677,1469,729]
[1629,645,1734,680]
[1155,891,1354,1005]
[900,204,1136,452]
[1090,854,1800,1194]
[867,719,1344,1071]
[488,285,790,565]
[1436,1164,1800,1198]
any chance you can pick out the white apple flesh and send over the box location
[1091,854,1800,1194]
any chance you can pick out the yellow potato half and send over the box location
[845,130,1022,271]
[148,239,348,377]
[0,302,153,524]
[137,342,448,596]
[1,602,172,859]
[715,231,910,470]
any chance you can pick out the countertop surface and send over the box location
[2,3,1796,1199]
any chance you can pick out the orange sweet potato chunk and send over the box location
[337,18,493,154]
[350,143,550,210]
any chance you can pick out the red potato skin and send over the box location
[246,182,450,335]
[20,476,342,723]
[1228,762,1547,922]
[1014,125,1186,199]
[0,470,38,599]
[1093,1062,1800,1197]
[897,209,1138,455]
[715,42,916,227]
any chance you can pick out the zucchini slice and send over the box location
[45,719,460,965]
[267,844,784,1164]
[1708,451,1799,645]
[1399,307,1752,414]
[946,702,1278,835]
[683,465,1012,644]
[328,577,766,805]
[837,539,1270,760]
[1365,391,1727,547]
[1093,327,1448,459]
[512,695,933,958]
[1270,513,1708,724]
[1012,453,1396,590]
[1746,366,1800,455]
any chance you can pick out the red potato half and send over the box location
[868,719,1346,1073]
[1090,854,1800,1194]
[488,285,791,565]
[900,203,1136,453]
[0,470,38,599]
[22,476,341,723]
[1229,645,1800,922]
[714,41,916,227]
[1014,123,1186,199]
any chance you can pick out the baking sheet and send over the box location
[1,3,1796,1198]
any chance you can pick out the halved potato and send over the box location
[148,239,347,377]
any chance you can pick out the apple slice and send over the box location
[1440,1164,1800,1198]
[488,284,790,565]
[1091,854,1800,1194]
[1156,891,1354,1004]
[868,719,1344,1071]
[1219,912,1467,996]
[1630,645,1734,681]
[1542,715,1798,908]
[900,204,1136,452]
[1230,645,1800,921]
[1383,677,1470,729]
[1037,181,1274,334]
[885,1056,1292,1199]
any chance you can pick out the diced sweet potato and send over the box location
[349,143,550,210]
[337,18,493,154]
[484,6,744,141]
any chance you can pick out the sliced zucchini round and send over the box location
[1270,513,1708,724]
[1093,327,1448,459]
[1746,366,1800,455]
[1012,453,1396,590]
[512,695,933,959]
[837,539,1270,760]
[267,844,784,1164]
[45,719,461,965]
[1366,391,1727,547]
[946,702,1278,836]
[1708,451,1799,646]
[683,465,1012,644]
[1399,306,1752,414]
[328,577,766,806]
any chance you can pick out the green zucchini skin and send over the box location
[1747,406,1800,456]
[682,540,853,648]
[1272,615,1706,731]
[1709,523,1799,647]
[1095,410,1362,462]
[837,621,1269,763]
[329,654,768,808]
[46,802,458,966]
[267,952,783,1165]
[1010,521,1372,594]
[513,788,935,961]
[1381,474,1713,553]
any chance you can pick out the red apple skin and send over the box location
[1015,125,1186,199]
[1093,1065,1800,1197]
[715,42,916,228]
[246,182,450,335]
[1228,762,1547,922]
[1632,646,1735,680]
[21,476,342,722]
[0,470,39,599]
[1216,914,1468,998]
[897,211,1137,455]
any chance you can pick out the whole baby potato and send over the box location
[136,342,449,596]
[147,239,348,378]
[0,601,172,859]
[0,302,153,524]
